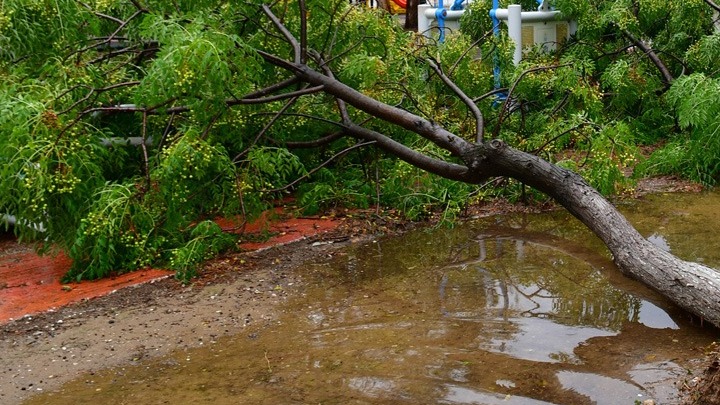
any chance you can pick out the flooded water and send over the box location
[25,192,720,404]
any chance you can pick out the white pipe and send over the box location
[422,8,465,20]
[492,9,562,23]
[508,5,522,65]
[418,4,432,37]
[419,5,466,39]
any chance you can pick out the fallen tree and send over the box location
[2,0,720,325]
[254,2,720,326]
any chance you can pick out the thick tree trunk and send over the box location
[404,0,418,31]
[473,140,720,326]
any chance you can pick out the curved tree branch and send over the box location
[262,4,301,64]
[341,122,474,182]
[258,50,471,158]
[427,58,485,143]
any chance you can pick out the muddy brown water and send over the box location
[24,192,720,404]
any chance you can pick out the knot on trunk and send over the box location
[489,139,506,150]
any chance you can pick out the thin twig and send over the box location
[299,0,308,64]
[78,2,125,24]
[228,85,324,105]
[232,95,303,163]
[264,351,272,373]
[448,30,494,76]
[242,77,300,100]
[280,130,345,149]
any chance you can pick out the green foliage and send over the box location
[686,33,720,74]
[639,74,720,185]
[297,167,373,215]
[169,220,235,284]
[245,147,307,192]
[67,182,159,281]
[381,161,474,222]
[2,0,720,282]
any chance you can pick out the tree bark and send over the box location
[404,0,418,31]
[470,140,720,326]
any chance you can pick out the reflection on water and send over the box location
[556,371,643,405]
[637,300,679,329]
[485,317,615,364]
[442,384,558,404]
[647,233,671,252]
[25,191,720,405]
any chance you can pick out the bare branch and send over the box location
[88,42,159,65]
[156,112,176,157]
[473,87,509,103]
[324,2,356,58]
[78,2,125,24]
[427,58,484,143]
[107,9,145,43]
[259,57,471,158]
[705,0,720,12]
[81,80,314,117]
[621,29,674,88]
[67,8,147,63]
[129,0,148,12]
[310,50,351,124]
[141,111,151,191]
[299,0,308,64]
[228,85,324,105]
[342,122,473,182]
[531,122,591,155]
[262,4,301,64]
[232,95,302,163]
[448,30,494,76]
[242,77,300,99]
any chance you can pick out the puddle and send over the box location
[24,192,720,404]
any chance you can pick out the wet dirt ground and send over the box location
[0,208,418,405]
[0,176,716,405]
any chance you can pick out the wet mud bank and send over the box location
[0,232,374,405]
